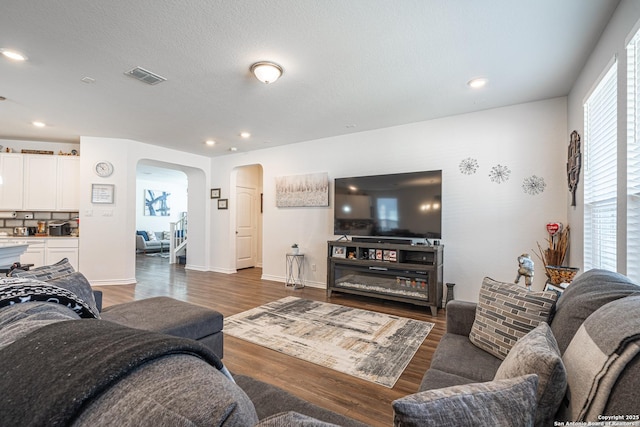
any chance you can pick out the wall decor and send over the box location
[567,130,581,207]
[489,164,511,184]
[217,198,228,209]
[275,172,329,207]
[210,188,221,199]
[91,184,115,204]
[144,189,171,216]
[459,157,479,175]
[522,175,547,195]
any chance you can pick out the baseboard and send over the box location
[89,277,137,286]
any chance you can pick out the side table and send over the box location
[285,253,305,289]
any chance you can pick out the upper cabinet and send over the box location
[0,153,25,210]
[0,153,80,211]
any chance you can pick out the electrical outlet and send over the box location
[24,213,33,219]
[311,264,316,271]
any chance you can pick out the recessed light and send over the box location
[230,147,238,152]
[240,132,251,139]
[205,139,216,146]
[1,48,28,61]
[467,78,488,89]
[32,121,46,128]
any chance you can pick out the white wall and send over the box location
[210,98,568,302]
[79,137,211,284]
[567,0,640,274]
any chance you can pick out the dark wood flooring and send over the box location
[93,254,446,427]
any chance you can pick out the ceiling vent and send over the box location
[124,66,167,85]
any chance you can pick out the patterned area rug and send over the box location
[225,296,434,387]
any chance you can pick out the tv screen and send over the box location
[334,170,442,240]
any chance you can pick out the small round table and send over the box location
[285,253,305,289]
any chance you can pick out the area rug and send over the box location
[224,296,434,387]
[145,252,170,258]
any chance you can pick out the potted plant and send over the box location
[291,243,299,255]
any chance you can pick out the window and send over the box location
[628,31,640,282]
[584,62,617,272]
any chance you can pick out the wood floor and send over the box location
[94,255,447,427]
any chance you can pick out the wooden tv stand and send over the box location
[326,240,443,316]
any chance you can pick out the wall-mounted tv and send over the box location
[334,170,442,241]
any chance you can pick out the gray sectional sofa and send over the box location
[135,230,170,253]
[1,263,639,426]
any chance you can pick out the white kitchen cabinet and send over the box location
[24,155,58,210]
[19,240,46,267]
[45,238,79,270]
[57,156,80,211]
[0,154,25,210]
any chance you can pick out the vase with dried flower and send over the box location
[535,223,579,285]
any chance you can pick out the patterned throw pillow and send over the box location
[469,277,558,360]
[147,231,157,241]
[494,322,567,427]
[9,258,75,281]
[392,375,539,427]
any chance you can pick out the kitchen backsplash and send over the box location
[0,211,79,236]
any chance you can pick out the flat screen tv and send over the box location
[334,170,442,241]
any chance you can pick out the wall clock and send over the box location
[94,161,114,177]
[567,130,581,207]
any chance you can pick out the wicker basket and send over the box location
[546,266,579,285]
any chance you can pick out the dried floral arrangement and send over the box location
[535,225,578,284]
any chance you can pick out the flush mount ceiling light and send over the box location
[205,139,216,146]
[1,48,28,61]
[467,78,488,88]
[32,121,46,128]
[240,131,251,139]
[250,61,283,84]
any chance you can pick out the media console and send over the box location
[326,240,443,316]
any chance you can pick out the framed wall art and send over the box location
[211,188,221,199]
[275,172,329,207]
[217,199,228,209]
[91,184,115,204]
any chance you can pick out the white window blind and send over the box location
[584,62,617,272]
[627,32,640,282]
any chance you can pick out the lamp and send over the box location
[250,61,283,84]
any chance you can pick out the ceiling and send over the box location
[0,0,620,157]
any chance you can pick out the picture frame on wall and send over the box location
[91,184,115,204]
[217,198,228,209]
[211,188,221,199]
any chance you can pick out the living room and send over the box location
[2,1,640,425]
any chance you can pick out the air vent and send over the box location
[124,66,167,85]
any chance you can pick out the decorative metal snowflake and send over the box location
[459,158,479,175]
[522,175,547,195]
[489,164,511,184]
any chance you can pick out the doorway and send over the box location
[235,164,263,269]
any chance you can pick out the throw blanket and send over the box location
[0,319,225,427]
[0,278,98,318]
[558,295,640,421]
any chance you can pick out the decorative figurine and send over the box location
[515,253,535,291]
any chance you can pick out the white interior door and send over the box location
[236,186,257,269]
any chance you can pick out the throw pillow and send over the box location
[137,230,149,241]
[469,277,558,360]
[46,272,101,318]
[8,258,75,280]
[392,374,539,427]
[255,411,341,427]
[146,231,157,241]
[494,322,567,427]
[163,231,171,240]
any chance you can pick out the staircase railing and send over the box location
[169,212,187,264]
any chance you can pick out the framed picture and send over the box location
[91,184,115,204]
[217,198,228,209]
[144,189,170,216]
[332,246,346,258]
[210,188,221,199]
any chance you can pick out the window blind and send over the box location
[584,62,617,272]
[627,32,640,282]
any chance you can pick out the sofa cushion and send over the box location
[428,333,502,383]
[9,257,75,280]
[550,269,640,355]
[392,374,539,427]
[72,355,259,427]
[469,277,558,360]
[494,322,566,427]
[146,231,157,241]
[419,368,478,392]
